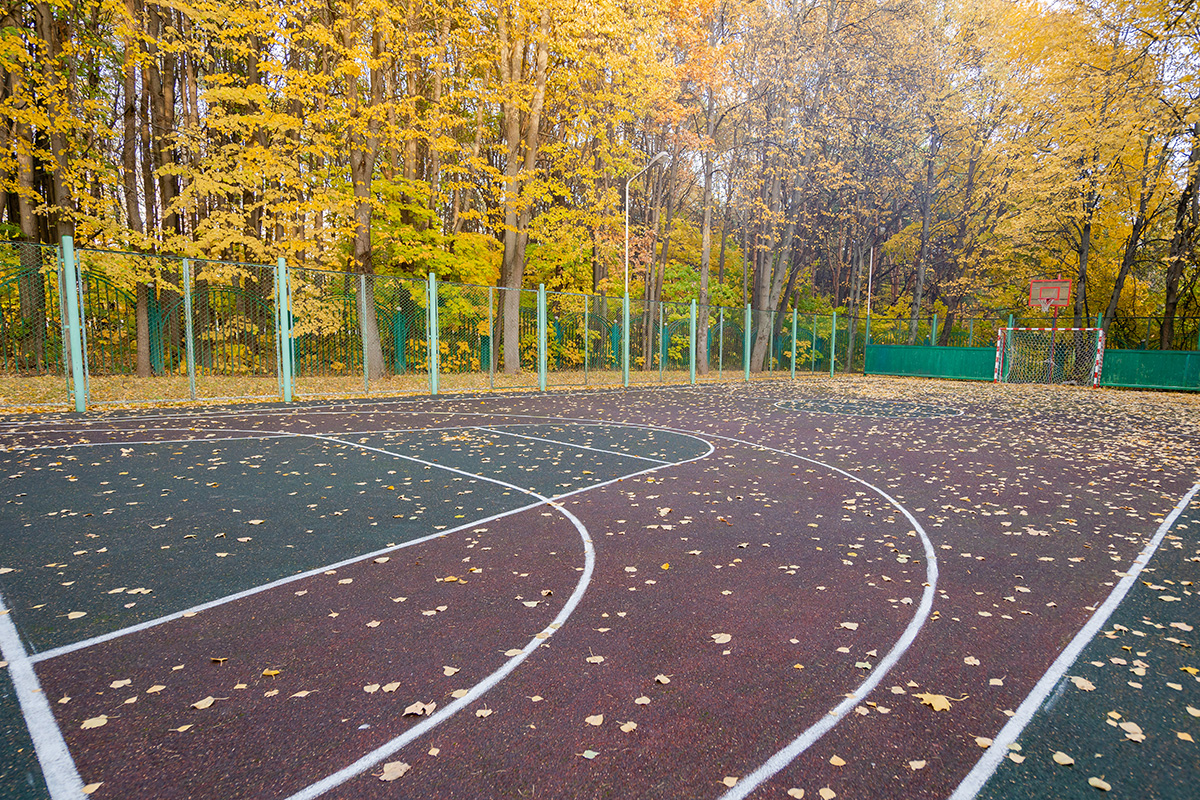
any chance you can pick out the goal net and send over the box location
[994,327,1105,387]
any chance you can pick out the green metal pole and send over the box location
[689,299,697,384]
[488,287,495,390]
[60,236,86,413]
[538,284,547,391]
[359,274,370,393]
[718,307,725,379]
[743,303,751,382]
[930,312,938,346]
[622,294,630,387]
[830,311,837,378]
[658,302,665,383]
[584,297,590,385]
[1007,313,1014,330]
[182,259,196,401]
[427,273,439,395]
[277,256,293,403]
[791,307,797,379]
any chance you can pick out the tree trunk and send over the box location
[907,124,938,344]
[1162,125,1198,350]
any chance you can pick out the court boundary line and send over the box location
[28,424,713,663]
[947,480,1200,800]
[0,591,86,799]
[474,426,671,464]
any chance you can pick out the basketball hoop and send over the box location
[1029,278,1071,312]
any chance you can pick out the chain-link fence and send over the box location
[15,239,1200,410]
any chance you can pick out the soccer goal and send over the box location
[993,326,1105,386]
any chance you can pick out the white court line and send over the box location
[947,480,1200,800]
[475,426,671,464]
[1,433,292,452]
[30,426,712,663]
[379,408,941,797]
[0,591,86,799]
[277,432,714,800]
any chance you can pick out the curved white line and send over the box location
[280,432,714,800]
[348,407,941,796]
[29,425,713,662]
[947,481,1200,800]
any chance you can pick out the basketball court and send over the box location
[1,377,1197,799]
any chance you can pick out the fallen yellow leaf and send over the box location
[81,783,102,795]
[1088,777,1111,791]
[80,716,107,730]
[1053,751,1074,765]
[722,777,738,787]
[829,755,846,766]
[190,696,217,710]
[585,714,604,726]
[379,761,410,781]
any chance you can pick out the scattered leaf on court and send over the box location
[819,788,836,799]
[787,789,805,798]
[263,690,279,697]
[1053,751,1074,765]
[67,611,86,620]
[374,557,390,564]
[620,721,637,732]
[655,674,671,684]
[81,783,102,795]
[366,620,381,628]
[248,520,264,525]
[80,716,108,730]
[109,679,131,689]
[1177,731,1194,742]
[586,655,605,664]
[1069,676,1095,691]
[382,682,401,693]
[475,708,493,718]
[585,714,604,726]
[915,693,954,711]
[363,684,380,694]
[338,578,353,585]
[829,755,846,766]
[1187,706,1200,717]
[975,737,992,748]
[964,656,981,666]
[1008,753,1025,763]
[990,678,1004,686]
[580,750,598,759]
[171,724,192,732]
[428,748,440,756]
[262,668,281,677]
[211,657,227,664]
[57,696,69,704]
[1088,777,1111,791]
[712,633,732,644]
[404,701,436,716]
[378,761,410,781]
[722,777,738,787]
[635,696,651,705]
[529,695,543,702]
[450,689,468,698]
[191,696,219,709]
[504,649,523,657]
[839,622,858,631]
[909,760,926,770]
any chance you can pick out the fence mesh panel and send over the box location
[189,258,279,401]
[545,291,588,387]
[437,282,491,393]
[0,242,65,406]
[661,301,692,380]
[290,267,363,396]
[364,273,428,394]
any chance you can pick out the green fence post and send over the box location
[743,303,751,382]
[791,307,797,379]
[718,307,725,379]
[584,297,590,385]
[427,273,439,395]
[359,274,370,393]
[689,299,697,384]
[488,287,495,390]
[658,302,665,382]
[182,258,197,401]
[1007,313,1014,330]
[60,236,87,412]
[930,312,938,346]
[276,256,293,403]
[622,294,630,387]
[830,311,837,378]
[1096,313,1103,329]
[538,283,547,391]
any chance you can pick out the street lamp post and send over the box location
[623,151,669,386]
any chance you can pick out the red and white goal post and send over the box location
[994,326,1105,387]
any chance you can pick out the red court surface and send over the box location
[1,377,1197,800]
